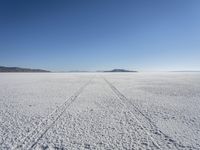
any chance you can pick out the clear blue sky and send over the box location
[0,0,200,71]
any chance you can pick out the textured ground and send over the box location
[0,73,200,149]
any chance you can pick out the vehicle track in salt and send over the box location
[12,78,93,150]
[35,77,159,149]
[103,77,190,150]
[94,99,158,149]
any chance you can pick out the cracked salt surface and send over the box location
[0,72,200,149]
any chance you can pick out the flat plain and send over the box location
[0,72,200,149]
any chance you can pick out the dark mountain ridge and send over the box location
[0,66,50,72]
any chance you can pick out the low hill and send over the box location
[104,69,137,72]
[0,66,50,72]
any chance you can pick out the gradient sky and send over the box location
[0,0,200,71]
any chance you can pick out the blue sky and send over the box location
[0,0,200,71]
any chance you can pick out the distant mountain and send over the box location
[0,66,50,72]
[68,70,90,72]
[104,69,137,72]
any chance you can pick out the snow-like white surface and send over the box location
[0,73,200,149]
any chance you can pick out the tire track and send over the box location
[103,77,187,150]
[12,78,93,150]
[94,100,156,149]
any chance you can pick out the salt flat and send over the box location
[0,73,200,149]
